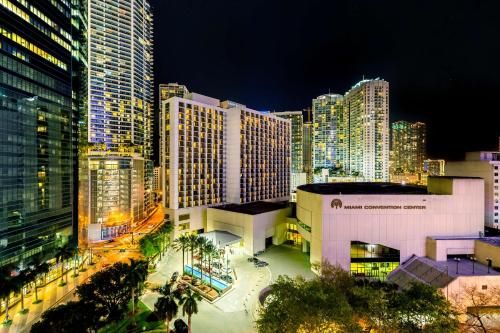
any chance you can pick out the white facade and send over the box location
[226,105,291,204]
[160,96,227,235]
[206,205,290,255]
[296,177,484,271]
[446,151,500,230]
[160,92,291,236]
[345,79,389,181]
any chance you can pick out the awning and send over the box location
[199,230,241,248]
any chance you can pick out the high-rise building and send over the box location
[423,159,445,176]
[446,152,500,231]
[391,121,426,174]
[82,0,154,242]
[160,93,227,234]
[225,102,290,204]
[312,94,347,171]
[72,0,89,248]
[272,111,303,173]
[160,92,290,236]
[0,0,75,267]
[345,79,390,181]
[159,83,189,103]
[303,108,313,183]
[273,111,305,190]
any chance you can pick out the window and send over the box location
[179,214,190,221]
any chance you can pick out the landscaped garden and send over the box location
[172,233,235,301]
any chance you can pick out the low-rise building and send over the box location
[296,177,484,278]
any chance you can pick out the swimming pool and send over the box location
[184,265,228,291]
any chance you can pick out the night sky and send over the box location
[152,0,500,162]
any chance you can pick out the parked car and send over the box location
[220,275,233,284]
[171,271,179,282]
[255,261,269,267]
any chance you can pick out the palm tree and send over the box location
[30,255,49,303]
[187,234,199,276]
[13,269,31,314]
[173,234,190,275]
[179,288,202,333]
[0,265,17,325]
[127,259,148,317]
[204,242,218,288]
[154,282,181,331]
[196,237,208,280]
[55,244,74,286]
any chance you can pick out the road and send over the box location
[0,205,166,333]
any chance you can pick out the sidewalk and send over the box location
[0,263,101,333]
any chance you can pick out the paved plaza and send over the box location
[143,244,313,333]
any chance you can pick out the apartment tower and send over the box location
[345,79,390,181]
[83,0,154,242]
[391,121,426,174]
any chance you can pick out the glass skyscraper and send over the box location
[0,0,75,267]
[82,0,154,243]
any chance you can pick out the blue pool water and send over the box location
[184,265,228,291]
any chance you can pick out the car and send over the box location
[256,261,269,267]
[171,271,179,282]
[220,275,233,283]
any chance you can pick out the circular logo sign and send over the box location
[331,199,342,209]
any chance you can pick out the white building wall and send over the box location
[206,207,290,255]
[296,178,484,270]
[226,109,242,203]
[446,159,500,229]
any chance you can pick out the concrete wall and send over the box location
[426,238,475,261]
[475,240,500,268]
[297,178,484,271]
[446,161,497,229]
[206,207,290,255]
[168,206,207,238]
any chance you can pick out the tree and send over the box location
[178,288,202,333]
[55,244,75,286]
[173,234,190,274]
[451,285,500,333]
[154,282,182,331]
[256,262,458,333]
[127,259,148,318]
[387,282,459,332]
[196,237,208,279]
[29,254,50,303]
[12,268,31,314]
[203,242,218,288]
[0,265,17,325]
[187,234,199,276]
[30,300,104,333]
[76,262,132,323]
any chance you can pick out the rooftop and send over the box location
[211,201,289,215]
[478,237,500,247]
[388,256,500,289]
[297,182,428,195]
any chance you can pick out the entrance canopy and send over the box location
[199,230,241,248]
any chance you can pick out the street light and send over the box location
[454,257,460,274]
[486,258,493,274]
[470,256,476,274]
